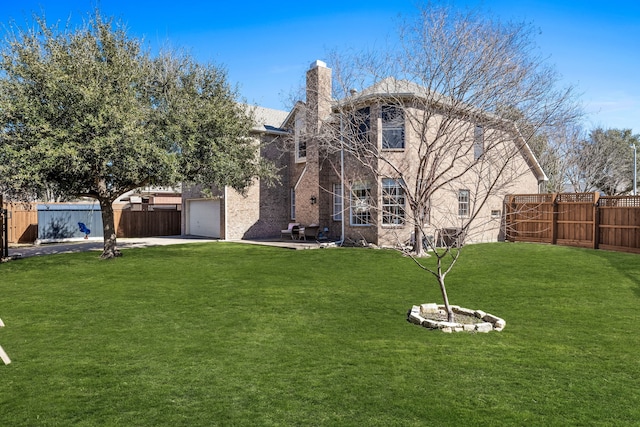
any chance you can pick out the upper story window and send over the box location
[295,115,306,162]
[473,125,484,160]
[382,178,406,225]
[381,105,405,150]
[346,107,370,148]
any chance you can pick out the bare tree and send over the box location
[566,127,639,195]
[530,123,585,193]
[317,4,580,321]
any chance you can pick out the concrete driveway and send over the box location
[8,236,220,259]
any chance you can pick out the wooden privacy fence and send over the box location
[114,209,181,238]
[505,193,640,254]
[2,202,38,244]
[2,203,181,243]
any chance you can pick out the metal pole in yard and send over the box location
[631,143,637,196]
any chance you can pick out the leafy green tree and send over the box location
[0,11,274,258]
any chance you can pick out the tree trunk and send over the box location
[413,224,426,257]
[437,275,454,322]
[98,198,121,259]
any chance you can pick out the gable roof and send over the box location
[346,77,427,100]
[336,77,547,183]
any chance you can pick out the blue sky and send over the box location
[1,0,638,133]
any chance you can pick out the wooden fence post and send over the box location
[593,192,600,250]
[504,196,513,241]
[551,193,559,245]
[506,195,518,242]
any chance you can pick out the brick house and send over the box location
[182,60,546,245]
[181,106,290,239]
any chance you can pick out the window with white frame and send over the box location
[347,107,370,148]
[291,188,296,220]
[382,178,406,225]
[295,115,306,162]
[458,189,470,217]
[350,182,372,225]
[332,183,343,221]
[473,125,484,160]
[382,105,405,149]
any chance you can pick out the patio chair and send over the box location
[280,222,300,239]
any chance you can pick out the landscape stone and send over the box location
[474,310,486,319]
[494,319,506,331]
[438,321,461,329]
[409,313,424,325]
[454,307,476,316]
[420,303,439,314]
[475,323,493,333]
[482,313,501,323]
[408,303,505,333]
[422,319,440,329]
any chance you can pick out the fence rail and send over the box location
[505,192,640,254]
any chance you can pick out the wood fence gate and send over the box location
[505,192,640,254]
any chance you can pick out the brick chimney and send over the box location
[305,60,332,134]
[293,60,332,227]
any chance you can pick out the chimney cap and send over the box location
[309,60,327,69]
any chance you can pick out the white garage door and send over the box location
[187,199,221,238]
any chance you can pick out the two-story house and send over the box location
[284,60,545,246]
[182,60,546,246]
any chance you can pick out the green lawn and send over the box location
[0,242,639,426]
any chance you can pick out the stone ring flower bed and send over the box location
[408,303,506,333]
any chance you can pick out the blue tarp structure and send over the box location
[37,203,103,242]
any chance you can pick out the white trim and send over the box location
[223,187,228,240]
[294,165,307,190]
[294,114,306,163]
[513,124,548,183]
